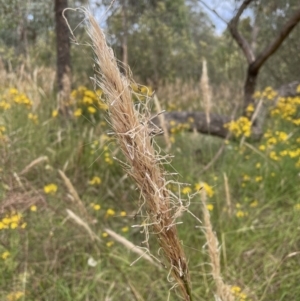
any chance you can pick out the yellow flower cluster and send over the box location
[270,96,300,124]
[259,128,300,165]
[225,117,252,137]
[0,212,26,230]
[71,86,108,117]
[231,285,248,300]
[9,88,33,107]
[131,83,153,102]
[169,120,190,134]
[194,182,214,197]
[6,291,24,301]
[245,103,254,116]
[103,145,113,165]
[253,86,278,100]
[0,88,33,111]
[28,113,38,124]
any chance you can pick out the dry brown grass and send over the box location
[200,59,212,125]
[201,189,234,301]
[77,10,194,300]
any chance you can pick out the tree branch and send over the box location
[251,7,300,73]
[197,0,228,25]
[228,0,255,63]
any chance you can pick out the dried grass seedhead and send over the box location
[201,189,234,301]
[200,59,212,124]
[79,9,192,300]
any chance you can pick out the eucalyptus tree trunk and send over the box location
[55,0,71,117]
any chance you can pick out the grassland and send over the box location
[1,64,300,301]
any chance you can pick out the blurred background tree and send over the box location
[0,0,299,93]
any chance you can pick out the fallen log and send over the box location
[151,111,231,139]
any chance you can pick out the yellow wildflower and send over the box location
[0,101,11,110]
[182,186,192,195]
[10,222,18,229]
[89,176,101,185]
[259,145,266,151]
[74,108,82,117]
[231,286,241,293]
[20,223,27,229]
[246,103,254,115]
[52,110,58,118]
[236,210,247,218]
[28,113,38,124]
[255,176,263,182]
[120,211,126,217]
[93,204,101,211]
[43,184,58,194]
[206,204,214,211]
[83,96,93,105]
[253,91,261,98]
[121,226,129,233]
[250,200,258,208]
[106,241,114,247]
[1,251,10,260]
[6,291,24,301]
[243,174,250,181]
[269,151,279,161]
[102,232,108,238]
[30,205,37,212]
[195,182,214,197]
[88,106,96,114]
[106,209,115,217]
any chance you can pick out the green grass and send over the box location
[1,84,300,301]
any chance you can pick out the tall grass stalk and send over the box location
[200,59,212,125]
[201,189,234,301]
[82,10,193,300]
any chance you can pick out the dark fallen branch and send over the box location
[151,111,231,138]
[151,111,265,141]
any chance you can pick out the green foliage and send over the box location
[1,75,300,299]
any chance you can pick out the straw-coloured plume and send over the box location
[201,189,234,301]
[200,59,212,125]
[83,10,193,300]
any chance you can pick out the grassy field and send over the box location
[1,65,300,301]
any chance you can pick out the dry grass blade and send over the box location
[200,59,212,125]
[104,228,161,269]
[66,209,100,242]
[19,156,48,175]
[58,169,88,217]
[223,173,232,217]
[82,10,193,300]
[201,189,234,301]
